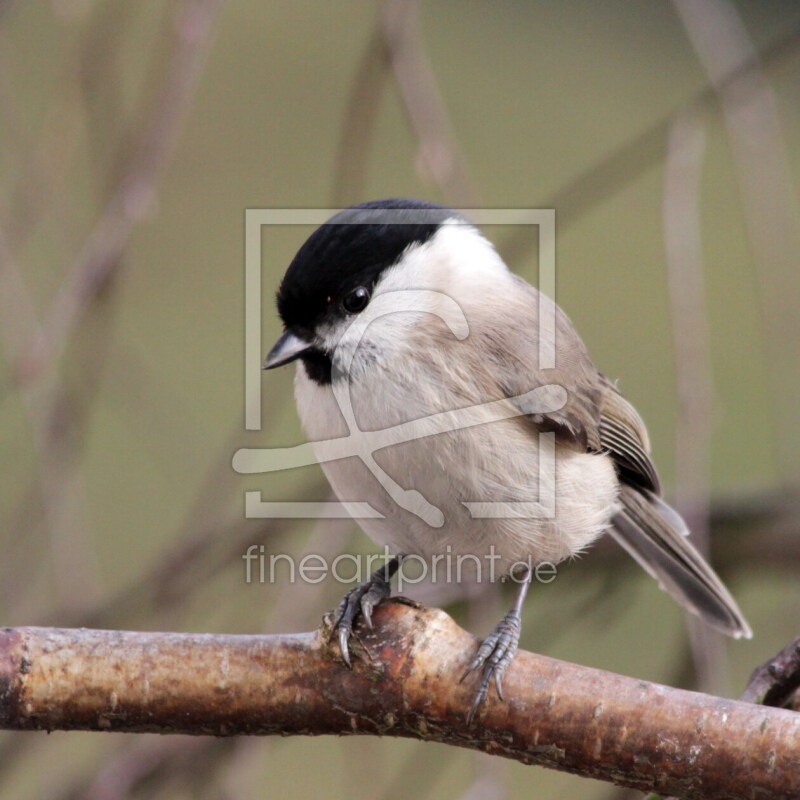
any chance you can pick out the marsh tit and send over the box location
[265,198,751,722]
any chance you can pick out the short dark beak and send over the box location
[263,330,312,369]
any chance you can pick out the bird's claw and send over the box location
[330,557,401,667]
[337,626,352,668]
[461,608,522,725]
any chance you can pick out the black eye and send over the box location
[341,286,371,314]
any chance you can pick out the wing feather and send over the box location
[481,280,751,638]
[610,486,752,638]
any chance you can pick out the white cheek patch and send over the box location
[320,289,470,381]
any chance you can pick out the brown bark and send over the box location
[0,601,798,798]
[741,636,800,711]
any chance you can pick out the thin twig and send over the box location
[59,736,232,800]
[0,0,227,615]
[0,225,43,371]
[381,0,480,208]
[22,0,226,384]
[673,0,800,480]
[0,84,84,257]
[0,221,101,614]
[331,32,389,207]
[663,105,728,695]
[77,0,135,197]
[499,24,800,267]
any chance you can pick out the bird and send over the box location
[264,198,752,723]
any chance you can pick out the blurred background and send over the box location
[1,0,799,797]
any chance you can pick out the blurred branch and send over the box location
[563,485,800,578]
[331,31,389,206]
[372,741,453,800]
[60,736,227,800]
[1,606,799,798]
[78,515,288,629]
[21,0,226,384]
[381,0,479,207]
[673,0,800,478]
[77,0,134,196]
[1,0,227,617]
[332,0,481,208]
[4,476,796,647]
[0,226,43,375]
[0,14,23,154]
[500,24,800,266]
[663,110,712,563]
[709,487,800,571]
[0,219,100,614]
[0,16,85,253]
[456,754,509,800]
[663,106,728,695]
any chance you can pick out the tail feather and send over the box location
[610,485,752,639]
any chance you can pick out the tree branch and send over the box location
[741,636,800,711]
[0,602,798,798]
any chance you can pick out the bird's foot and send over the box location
[460,607,522,724]
[461,567,531,724]
[330,555,402,667]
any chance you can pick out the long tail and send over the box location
[609,484,752,639]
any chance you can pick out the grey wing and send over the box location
[488,288,751,639]
[600,383,751,639]
[611,485,752,638]
[597,384,660,493]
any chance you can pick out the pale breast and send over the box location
[294,362,619,577]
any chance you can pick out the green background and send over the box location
[1,1,799,797]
